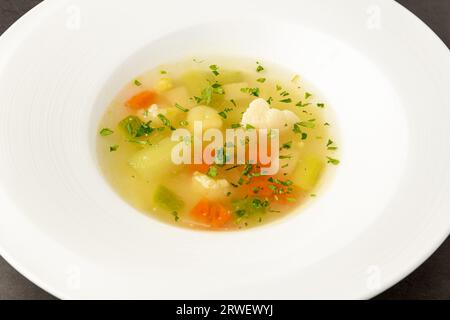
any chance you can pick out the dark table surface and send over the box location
[0,0,449,300]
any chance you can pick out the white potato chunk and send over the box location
[241,98,299,132]
[163,86,194,108]
[192,172,231,200]
[187,105,223,131]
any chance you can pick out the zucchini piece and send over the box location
[153,185,185,212]
[181,70,210,96]
[118,115,142,138]
[216,70,243,84]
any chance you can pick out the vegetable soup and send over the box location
[97,57,339,230]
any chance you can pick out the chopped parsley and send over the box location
[305,92,312,99]
[207,166,218,178]
[100,128,114,136]
[109,145,119,152]
[256,77,266,83]
[175,103,189,112]
[296,101,310,108]
[171,211,180,222]
[209,64,219,76]
[317,103,325,108]
[240,87,260,97]
[256,62,265,73]
[281,141,292,149]
[194,82,224,105]
[135,121,154,137]
[327,139,338,150]
[134,79,142,86]
[293,123,308,140]
[157,114,175,130]
[298,119,316,129]
[280,98,292,103]
[327,157,340,165]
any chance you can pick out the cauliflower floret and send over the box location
[241,98,299,132]
[192,172,230,200]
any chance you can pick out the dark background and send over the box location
[0,0,449,300]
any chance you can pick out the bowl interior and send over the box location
[0,0,449,299]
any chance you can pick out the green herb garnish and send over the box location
[256,62,265,73]
[171,211,180,222]
[175,103,189,112]
[100,128,114,136]
[209,64,219,76]
[207,166,218,178]
[158,114,175,130]
[109,145,119,152]
[281,141,292,149]
[135,121,154,137]
[218,111,227,119]
[298,120,316,129]
[240,87,260,97]
[327,157,340,165]
[134,79,142,86]
[296,101,310,108]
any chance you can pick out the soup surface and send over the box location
[97,57,339,230]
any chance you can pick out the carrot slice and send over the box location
[126,90,157,110]
[190,199,232,228]
[188,163,210,174]
[244,175,302,205]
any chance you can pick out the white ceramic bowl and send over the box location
[0,0,449,299]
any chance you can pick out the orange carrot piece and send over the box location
[188,163,210,174]
[126,90,156,110]
[245,175,301,205]
[190,199,232,228]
